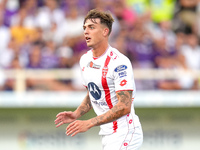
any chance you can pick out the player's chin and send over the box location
[87,44,93,48]
[86,42,92,47]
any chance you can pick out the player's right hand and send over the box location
[54,111,77,128]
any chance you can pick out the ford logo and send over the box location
[114,65,127,72]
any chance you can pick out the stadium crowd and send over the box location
[0,0,199,91]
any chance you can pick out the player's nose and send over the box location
[84,27,89,35]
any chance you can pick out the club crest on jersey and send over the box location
[88,82,101,100]
[87,61,101,69]
[114,65,127,72]
[110,51,117,59]
[102,66,108,78]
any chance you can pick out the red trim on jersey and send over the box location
[102,55,112,108]
[101,55,118,133]
[93,57,98,60]
[112,121,118,133]
[115,89,134,93]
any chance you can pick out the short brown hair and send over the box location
[83,9,114,35]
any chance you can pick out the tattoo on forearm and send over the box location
[78,95,92,116]
[116,91,132,106]
[91,91,132,126]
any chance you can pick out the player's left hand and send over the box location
[66,120,91,137]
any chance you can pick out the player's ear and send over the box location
[103,28,109,36]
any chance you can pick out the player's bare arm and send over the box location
[65,90,132,136]
[74,90,92,118]
[55,91,92,128]
[90,90,132,126]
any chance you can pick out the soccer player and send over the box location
[55,9,143,149]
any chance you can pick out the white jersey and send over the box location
[80,46,141,135]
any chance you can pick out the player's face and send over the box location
[83,18,106,49]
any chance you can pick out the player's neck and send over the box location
[92,42,109,58]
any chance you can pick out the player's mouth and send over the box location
[85,37,91,42]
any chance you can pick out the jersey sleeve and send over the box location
[112,56,135,92]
